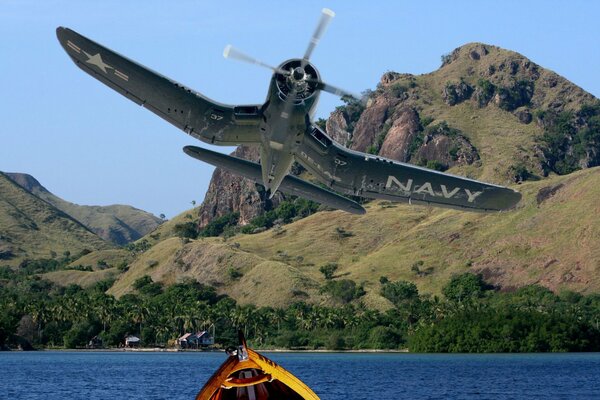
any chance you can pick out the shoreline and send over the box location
[4,347,409,353]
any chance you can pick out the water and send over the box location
[1,351,600,399]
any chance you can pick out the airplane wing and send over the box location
[182,146,366,215]
[56,27,262,145]
[295,124,522,212]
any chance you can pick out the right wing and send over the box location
[183,146,366,215]
[56,27,262,145]
[296,125,521,212]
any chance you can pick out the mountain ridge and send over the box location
[4,172,163,246]
[0,172,112,264]
[6,41,600,308]
[196,42,598,225]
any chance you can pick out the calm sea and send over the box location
[1,351,599,399]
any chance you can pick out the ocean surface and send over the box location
[1,351,600,399]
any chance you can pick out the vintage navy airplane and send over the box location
[56,9,521,215]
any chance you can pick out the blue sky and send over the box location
[1,0,599,218]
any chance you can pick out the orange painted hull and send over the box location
[196,347,320,400]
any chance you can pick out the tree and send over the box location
[319,263,338,280]
[380,281,419,307]
[442,273,488,304]
[322,279,364,303]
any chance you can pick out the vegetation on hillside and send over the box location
[4,173,163,246]
[2,261,600,352]
[0,173,111,265]
[538,102,600,175]
[172,198,319,240]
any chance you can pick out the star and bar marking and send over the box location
[66,44,129,82]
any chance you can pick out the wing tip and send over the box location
[352,206,367,215]
[56,26,65,40]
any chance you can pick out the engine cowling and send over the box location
[275,59,320,102]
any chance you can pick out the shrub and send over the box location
[228,267,243,280]
[199,212,239,237]
[319,263,338,280]
[426,159,447,171]
[442,273,489,304]
[322,279,365,303]
[381,281,419,307]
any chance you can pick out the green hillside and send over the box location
[101,167,599,308]
[6,42,600,309]
[5,173,162,246]
[0,172,112,265]
[3,42,600,352]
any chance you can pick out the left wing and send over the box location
[56,27,262,145]
[183,146,366,214]
[295,124,521,212]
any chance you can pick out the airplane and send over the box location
[56,8,521,215]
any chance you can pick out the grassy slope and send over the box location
[42,268,119,289]
[0,172,112,265]
[104,167,600,309]
[31,43,600,307]
[5,172,162,245]
[390,43,593,184]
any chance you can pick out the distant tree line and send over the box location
[2,260,600,352]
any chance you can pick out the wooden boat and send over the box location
[196,332,320,400]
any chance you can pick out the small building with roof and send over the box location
[125,335,141,348]
[177,331,214,349]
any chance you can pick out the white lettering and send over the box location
[386,176,413,192]
[465,189,483,203]
[441,185,460,198]
[414,182,435,197]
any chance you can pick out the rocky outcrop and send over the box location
[325,110,350,146]
[378,107,421,162]
[350,96,396,152]
[515,108,533,124]
[197,146,283,228]
[442,80,473,105]
[194,41,599,227]
[413,133,479,168]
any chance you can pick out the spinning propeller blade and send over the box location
[223,45,290,76]
[303,8,335,62]
[224,9,360,104]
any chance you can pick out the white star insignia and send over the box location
[83,51,112,74]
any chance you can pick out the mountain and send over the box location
[0,172,112,265]
[107,166,600,308]
[5,173,163,246]
[23,42,600,307]
[197,42,598,225]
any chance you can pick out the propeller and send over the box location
[303,8,335,64]
[223,45,290,76]
[222,8,363,103]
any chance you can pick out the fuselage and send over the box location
[257,59,320,195]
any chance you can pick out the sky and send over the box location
[1,0,599,218]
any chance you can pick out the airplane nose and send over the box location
[292,67,305,81]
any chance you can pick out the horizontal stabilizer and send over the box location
[183,146,366,215]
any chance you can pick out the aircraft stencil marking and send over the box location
[66,40,80,53]
[114,70,129,81]
[83,51,112,73]
[386,176,483,203]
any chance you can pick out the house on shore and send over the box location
[177,331,214,349]
[125,335,141,348]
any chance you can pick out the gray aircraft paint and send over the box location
[56,15,521,214]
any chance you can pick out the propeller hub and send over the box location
[292,67,305,81]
